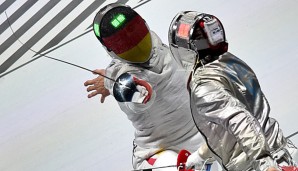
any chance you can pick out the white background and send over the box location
[0,0,298,170]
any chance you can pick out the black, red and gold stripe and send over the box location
[99,6,152,63]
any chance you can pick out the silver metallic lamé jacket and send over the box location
[189,52,287,171]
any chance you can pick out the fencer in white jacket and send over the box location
[84,3,208,170]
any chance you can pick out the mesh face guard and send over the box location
[168,11,226,70]
[93,3,153,63]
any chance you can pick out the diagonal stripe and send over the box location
[0,0,84,74]
[0,30,91,79]
[35,0,106,56]
[0,0,17,15]
[85,0,152,30]
[117,0,130,4]
[0,0,153,77]
[0,0,60,56]
[0,56,41,78]
[0,0,38,35]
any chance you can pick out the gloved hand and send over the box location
[185,149,204,170]
[185,144,215,170]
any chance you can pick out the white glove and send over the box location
[186,144,215,170]
[185,149,204,169]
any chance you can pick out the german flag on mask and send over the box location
[94,5,152,63]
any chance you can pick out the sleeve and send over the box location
[104,59,123,95]
[192,81,278,171]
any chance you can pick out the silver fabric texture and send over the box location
[189,52,290,171]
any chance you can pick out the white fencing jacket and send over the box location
[104,32,204,168]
